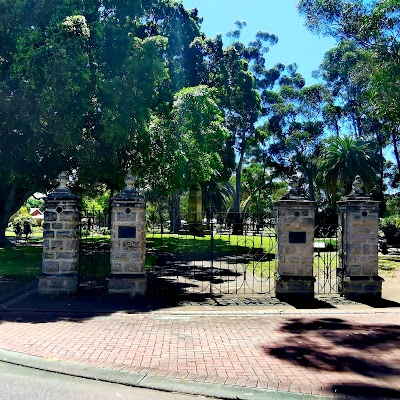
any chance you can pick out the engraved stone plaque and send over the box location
[118,226,137,239]
[289,231,306,243]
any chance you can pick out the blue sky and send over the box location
[182,0,336,85]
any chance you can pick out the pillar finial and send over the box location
[350,175,365,196]
[58,171,69,189]
[343,175,369,200]
[289,175,300,196]
[125,173,136,190]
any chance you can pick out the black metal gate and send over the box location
[314,224,343,294]
[146,212,277,297]
[79,209,111,292]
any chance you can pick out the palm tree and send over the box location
[318,135,381,196]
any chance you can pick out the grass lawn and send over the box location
[379,255,400,278]
[147,233,277,255]
[0,245,42,296]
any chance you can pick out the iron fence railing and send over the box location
[75,208,343,297]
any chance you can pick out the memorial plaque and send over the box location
[289,231,306,243]
[118,226,137,239]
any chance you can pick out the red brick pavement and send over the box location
[0,310,399,398]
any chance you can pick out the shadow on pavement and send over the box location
[355,297,400,308]
[332,384,400,399]
[264,317,400,399]
[280,297,336,309]
[0,291,210,323]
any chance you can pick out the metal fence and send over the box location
[76,208,342,297]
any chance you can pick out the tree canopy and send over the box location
[2,0,400,242]
[0,0,214,242]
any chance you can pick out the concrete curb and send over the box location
[0,348,333,400]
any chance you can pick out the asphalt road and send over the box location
[0,361,218,400]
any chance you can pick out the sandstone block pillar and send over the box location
[337,176,383,299]
[38,172,80,295]
[108,173,147,297]
[275,179,316,300]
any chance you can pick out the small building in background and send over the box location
[30,208,44,226]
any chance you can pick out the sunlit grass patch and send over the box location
[379,255,400,278]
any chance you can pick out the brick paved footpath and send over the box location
[0,307,399,399]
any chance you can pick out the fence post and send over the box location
[38,172,80,295]
[275,178,316,301]
[337,176,382,299]
[108,173,147,297]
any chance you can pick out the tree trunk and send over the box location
[0,183,34,245]
[232,142,245,235]
[392,130,400,173]
[305,168,316,201]
[169,190,181,234]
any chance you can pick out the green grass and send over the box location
[379,255,400,278]
[0,246,42,278]
[0,246,42,296]
[147,233,277,256]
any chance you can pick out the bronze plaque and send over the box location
[118,226,137,239]
[289,231,306,243]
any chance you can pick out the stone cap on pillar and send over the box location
[113,173,144,201]
[47,171,77,200]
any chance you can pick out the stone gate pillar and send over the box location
[38,172,80,295]
[108,173,147,297]
[275,179,316,300]
[337,176,382,299]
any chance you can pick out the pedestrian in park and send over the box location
[14,222,22,240]
[23,220,32,241]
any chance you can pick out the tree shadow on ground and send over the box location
[149,256,242,285]
[264,317,400,399]
[332,384,400,399]
[0,287,223,324]
[0,257,243,323]
[147,236,275,263]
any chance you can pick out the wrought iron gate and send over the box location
[79,209,111,292]
[147,212,277,297]
[314,224,343,294]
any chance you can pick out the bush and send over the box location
[379,217,400,246]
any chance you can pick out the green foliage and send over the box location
[385,194,400,218]
[81,189,110,211]
[0,0,208,241]
[24,196,45,210]
[318,135,381,195]
[62,15,90,38]
[148,85,229,192]
[263,70,327,200]
[298,0,400,178]
[8,206,33,226]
